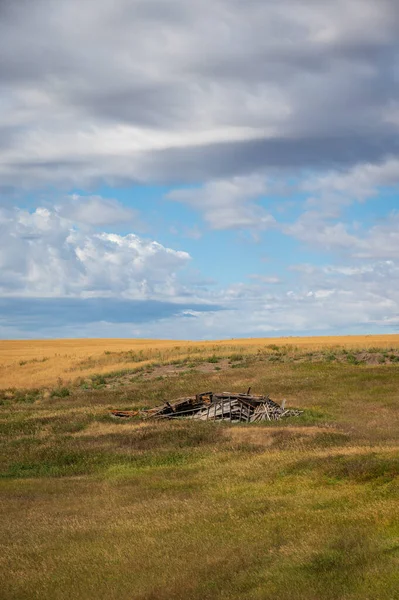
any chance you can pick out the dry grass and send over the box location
[2,333,399,388]
[1,342,399,599]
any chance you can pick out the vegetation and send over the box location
[2,334,399,389]
[0,337,398,599]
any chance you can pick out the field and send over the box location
[2,334,399,389]
[1,335,399,599]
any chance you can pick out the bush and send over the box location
[51,387,70,398]
[91,374,107,386]
[207,355,221,363]
[346,354,359,365]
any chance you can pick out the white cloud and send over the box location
[0,207,190,299]
[248,275,282,284]
[167,175,275,230]
[57,194,136,226]
[124,259,399,339]
[353,214,399,259]
[302,157,399,206]
[278,156,399,267]
[285,209,399,261]
[284,211,358,249]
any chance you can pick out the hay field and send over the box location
[2,334,399,389]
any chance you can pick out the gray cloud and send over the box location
[0,297,219,337]
[1,0,398,189]
[146,134,399,182]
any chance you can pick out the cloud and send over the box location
[285,208,399,261]
[1,0,399,189]
[167,175,275,230]
[0,297,219,339]
[56,194,136,227]
[284,211,359,250]
[282,156,399,258]
[302,157,399,211]
[3,258,399,340]
[248,275,282,284]
[2,0,399,339]
[1,202,399,339]
[353,214,399,259]
[0,206,190,298]
[126,257,399,339]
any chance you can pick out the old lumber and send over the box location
[132,391,303,423]
[111,410,139,418]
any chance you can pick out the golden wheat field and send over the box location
[1,334,399,389]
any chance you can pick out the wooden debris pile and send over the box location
[112,389,303,423]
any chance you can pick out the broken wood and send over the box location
[111,390,303,424]
[110,410,138,418]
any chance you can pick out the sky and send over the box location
[1,0,399,340]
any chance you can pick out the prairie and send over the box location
[0,336,399,599]
[2,333,399,388]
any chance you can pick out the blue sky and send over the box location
[1,0,399,339]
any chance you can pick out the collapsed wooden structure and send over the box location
[111,389,303,423]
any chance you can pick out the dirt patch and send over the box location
[142,358,231,379]
[194,359,231,373]
[104,359,232,388]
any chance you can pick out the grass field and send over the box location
[1,336,399,599]
[2,334,399,389]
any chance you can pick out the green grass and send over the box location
[1,358,398,599]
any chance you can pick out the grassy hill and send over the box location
[2,334,399,388]
[1,337,398,599]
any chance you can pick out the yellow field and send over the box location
[1,334,399,389]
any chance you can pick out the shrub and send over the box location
[91,374,107,385]
[207,355,221,363]
[50,387,70,398]
[346,354,359,365]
